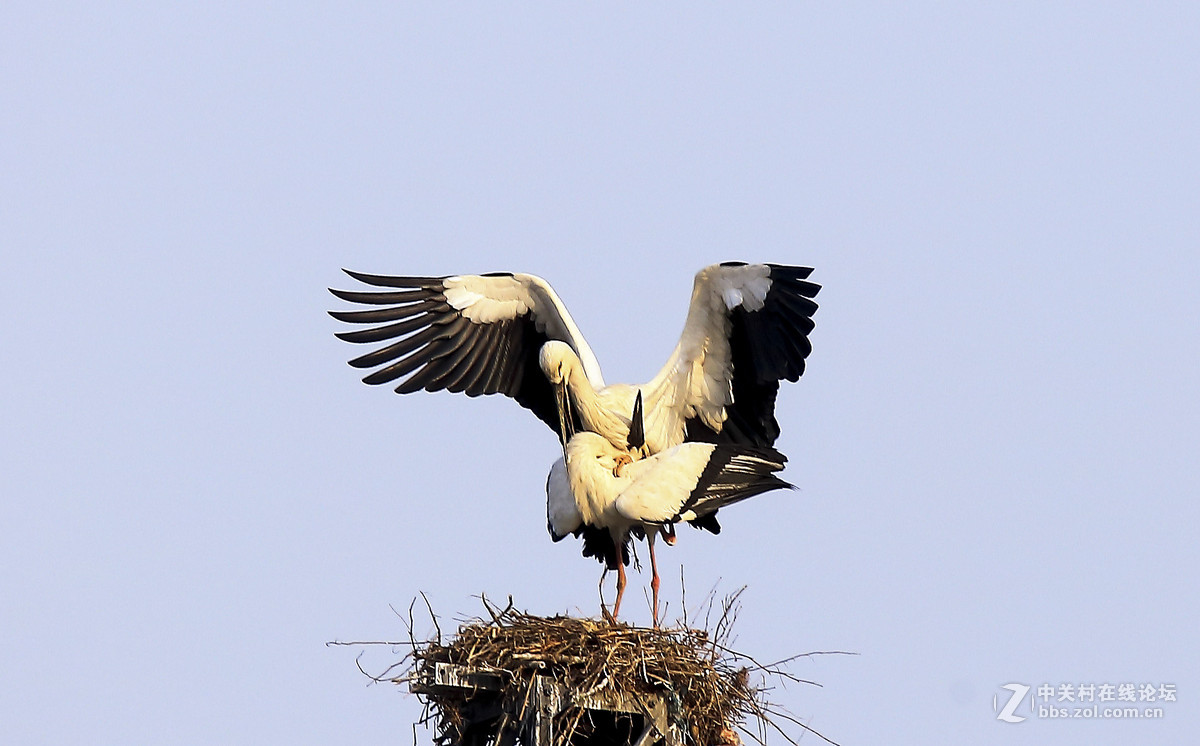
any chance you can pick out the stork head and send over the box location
[539,341,576,385]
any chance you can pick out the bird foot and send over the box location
[662,524,677,546]
[612,453,633,477]
[601,605,618,625]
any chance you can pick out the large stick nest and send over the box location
[367,593,839,746]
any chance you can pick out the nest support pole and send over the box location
[413,661,680,746]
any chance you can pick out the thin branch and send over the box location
[761,703,841,746]
[706,640,823,688]
[743,696,801,746]
[758,650,859,669]
[480,592,503,625]
[354,651,409,685]
[679,564,688,629]
[420,591,441,644]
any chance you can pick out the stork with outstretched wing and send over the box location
[329,262,819,454]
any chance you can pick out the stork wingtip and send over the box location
[626,389,646,451]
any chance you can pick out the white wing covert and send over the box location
[615,442,792,525]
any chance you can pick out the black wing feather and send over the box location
[329,270,581,435]
[685,264,821,447]
[444,322,498,395]
[575,525,630,570]
[675,445,792,523]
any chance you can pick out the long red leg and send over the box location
[648,530,661,628]
[598,567,608,612]
[612,541,627,621]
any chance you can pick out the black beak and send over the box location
[626,389,645,451]
[555,380,575,454]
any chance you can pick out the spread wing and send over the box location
[644,263,820,448]
[329,270,604,433]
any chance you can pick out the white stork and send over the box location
[328,263,820,455]
[546,400,793,626]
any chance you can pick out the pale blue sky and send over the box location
[2,3,1197,744]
